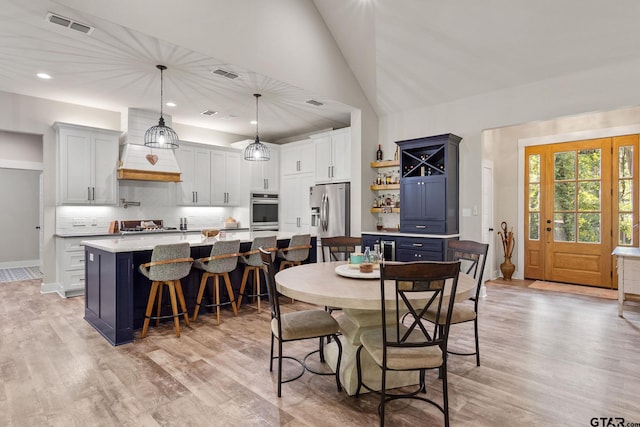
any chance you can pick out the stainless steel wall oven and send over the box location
[250,193,279,231]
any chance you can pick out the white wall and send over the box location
[0,130,43,266]
[0,169,40,266]
[379,59,640,278]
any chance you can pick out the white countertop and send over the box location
[56,227,249,238]
[81,230,306,253]
[612,246,640,258]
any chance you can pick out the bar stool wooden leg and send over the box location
[142,281,160,338]
[193,273,209,321]
[155,283,164,326]
[175,279,190,327]
[167,281,180,337]
[223,272,238,316]
[237,267,252,310]
[214,274,221,325]
[254,267,262,313]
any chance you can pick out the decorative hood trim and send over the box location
[117,144,181,182]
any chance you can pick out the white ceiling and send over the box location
[315,0,640,116]
[2,0,640,141]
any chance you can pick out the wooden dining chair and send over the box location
[422,239,489,366]
[259,247,343,397]
[355,260,461,427]
[321,236,362,262]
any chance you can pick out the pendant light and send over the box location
[144,65,180,149]
[243,93,270,161]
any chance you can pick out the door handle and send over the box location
[546,219,552,224]
[489,228,494,232]
[546,227,552,232]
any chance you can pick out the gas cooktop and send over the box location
[119,220,177,233]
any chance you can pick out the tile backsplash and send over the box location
[56,180,245,234]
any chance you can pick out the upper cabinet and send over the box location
[55,122,120,205]
[231,140,280,193]
[281,140,315,176]
[398,133,461,235]
[211,148,242,206]
[311,127,351,183]
[176,144,211,206]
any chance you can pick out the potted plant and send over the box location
[498,221,515,280]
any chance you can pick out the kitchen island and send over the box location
[82,231,316,346]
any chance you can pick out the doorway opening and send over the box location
[523,135,638,288]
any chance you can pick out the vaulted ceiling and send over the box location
[2,0,639,141]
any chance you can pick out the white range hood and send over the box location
[118,108,181,182]
[117,143,181,182]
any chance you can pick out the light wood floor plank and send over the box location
[1,278,639,426]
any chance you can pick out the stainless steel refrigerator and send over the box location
[310,182,350,238]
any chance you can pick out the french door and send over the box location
[524,135,638,288]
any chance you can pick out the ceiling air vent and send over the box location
[46,12,94,34]
[200,110,218,116]
[306,99,324,107]
[212,68,240,80]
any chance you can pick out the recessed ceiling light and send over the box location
[37,73,52,79]
[166,102,176,107]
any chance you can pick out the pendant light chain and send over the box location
[144,64,179,149]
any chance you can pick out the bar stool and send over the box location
[138,242,193,338]
[277,234,311,271]
[192,239,241,325]
[236,235,277,313]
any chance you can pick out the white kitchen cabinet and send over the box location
[55,235,111,297]
[55,122,120,205]
[250,145,279,192]
[176,144,212,205]
[280,173,315,233]
[312,127,351,184]
[281,139,315,176]
[230,140,280,192]
[211,148,242,206]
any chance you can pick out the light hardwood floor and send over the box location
[1,278,639,426]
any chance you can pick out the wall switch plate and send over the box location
[73,218,85,226]
[462,208,471,217]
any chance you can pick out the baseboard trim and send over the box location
[0,260,40,269]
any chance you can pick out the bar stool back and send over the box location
[138,242,193,338]
[192,239,241,324]
[277,234,311,271]
[237,235,277,313]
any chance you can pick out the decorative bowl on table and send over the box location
[359,263,374,273]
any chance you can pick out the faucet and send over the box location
[121,198,140,209]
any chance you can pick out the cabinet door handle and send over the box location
[415,225,426,229]
[297,160,300,171]
[87,187,91,201]
[331,166,334,177]
[264,179,267,189]
[412,243,423,247]
[328,166,331,178]
[92,187,95,201]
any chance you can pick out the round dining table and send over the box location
[275,261,477,396]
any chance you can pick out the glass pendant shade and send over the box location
[145,65,179,149]
[244,93,270,161]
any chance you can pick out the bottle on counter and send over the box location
[376,144,383,161]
